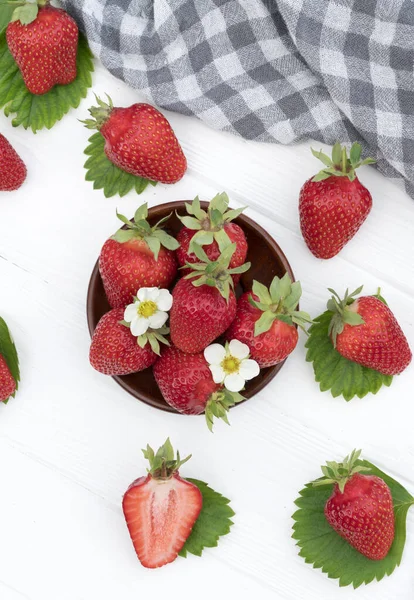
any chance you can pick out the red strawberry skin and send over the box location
[335,296,412,375]
[6,6,78,96]
[100,104,186,183]
[170,278,237,354]
[299,175,372,259]
[176,223,248,282]
[89,308,156,376]
[153,346,220,414]
[325,473,395,560]
[225,292,298,368]
[0,134,26,191]
[0,355,16,402]
[123,472,202,569]
[99,238,177,309]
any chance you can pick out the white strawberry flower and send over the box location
[204,339,260,392]
[124,287,173,337]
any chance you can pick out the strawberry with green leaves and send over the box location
[0,317,19,403]
[328,286,411,376]
[225,274,312,367]
[83,96,187,184]
[6,1,78,96]
[123,439,202,568]
[314,450,395,561]
[89,307,164,376]
[153,345,246,430]
[176,193,247,281]
[299,142,375,259]
[99,204,179,309]
[170,243,250,354]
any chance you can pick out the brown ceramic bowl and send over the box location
[87,201,295,413]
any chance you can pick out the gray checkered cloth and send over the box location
[63,0,414,197]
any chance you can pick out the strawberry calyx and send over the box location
[248,273,312,336]
[184,243,250,301]
[327,285,366,347]
[112,203,179,261]
[313,449,370,493]
[82,94,114,131]
[177,193,246,255]
[311,142,376,183]
[9,0,49,26]
[120,319,170,356]
[142,438,191,480]
[205,388,244,432]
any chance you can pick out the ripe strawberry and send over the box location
[6,4,78,96]
[83,95,187,183]
[99,203,179,309]
[89,307,159,376]
[0,355,16,402]
[0,134,27,191]
[299,142,375,259]
[170,243,250,354]
[225,274,312,367]
[328,286,412,376]
[153,345,243,429]
[176,193,247,282]
[122,439,202,568]
[315,450,395,560]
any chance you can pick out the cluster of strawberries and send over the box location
[89,194,312,430]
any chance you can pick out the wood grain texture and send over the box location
[0,62,413,600]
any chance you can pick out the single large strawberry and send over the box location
[0,355,16,402]
[122,439,202,569]
[89,307,159,376]
[6,3,78,96]
[314,450,395,560]
[170,243,250,354]
[99,203,179,308]
[0,134,26,192]
[83,95,187,183]
[153,345,243,429]
[299,142,375,259]
[328,286,412,376]
[225,274,312,367]
[176,193,247,282]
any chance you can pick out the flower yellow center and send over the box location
[137,300,157,318]
[221,355,241,375]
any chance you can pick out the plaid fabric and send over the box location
[63,0,414,196]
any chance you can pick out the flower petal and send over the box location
[146,287,160,302]
[229,339,250,360]
[124,303,137,323]
[148,311,168,329]
[130,316,150,336]
[224,373,245,392]
[239,359,260,380]
[209,364,226,384]
[157,289,173,311]
[137,288,149,301]
[204,343,226,365]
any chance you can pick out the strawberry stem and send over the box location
[313,449,370,493]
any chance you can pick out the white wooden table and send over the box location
[0,61,413,600]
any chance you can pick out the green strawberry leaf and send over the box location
[10,3,38,26]
[84,132,156,198]
[180,479,235,557]
[292,459,414,588]
[0,31,94,132]
[0,317,19,400]
[305,310,393,401]
[0,0,14,34]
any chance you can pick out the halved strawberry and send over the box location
[122,439,202,569]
